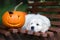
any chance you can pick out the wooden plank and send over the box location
[0,25,7,30]
[43,37,48,40]
[47,32,55,40]
[6,35,14,40]
[49,27,60,32]
[9,28,18,33]
[28,2,59,6]
[11,33,22,40]
[41,32,47,37]
[51,21,60,26]
[42,14,60,19]
[20,29,27,34]
[28,8,60,12]
[0,29,14,40]
[56,32,60,40]
[0,29,10,36]
[0,38,5,40]
[49,27,60,40]
[27,31,34,35]
[34,32,41,36]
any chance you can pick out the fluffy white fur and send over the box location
[22,14,51,33]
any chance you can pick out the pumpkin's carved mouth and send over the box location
[7,21,21,27]
[7,21,20,25]
[7,19,20,25]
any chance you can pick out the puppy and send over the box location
[22,14,51,33]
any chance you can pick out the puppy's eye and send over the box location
[36,23,39,26]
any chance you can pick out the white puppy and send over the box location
[22,14,51,33]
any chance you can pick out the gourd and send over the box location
[2,2,27,28]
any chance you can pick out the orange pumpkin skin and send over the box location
[2,11,26,28]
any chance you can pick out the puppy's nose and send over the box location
[31,26,34,30]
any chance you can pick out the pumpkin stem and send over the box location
[14,2,23,11]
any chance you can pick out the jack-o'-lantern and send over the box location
[2,11,26,28]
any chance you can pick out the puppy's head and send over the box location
[26,19,43,32]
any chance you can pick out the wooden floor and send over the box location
[0,27,60,40]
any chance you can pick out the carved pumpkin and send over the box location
[2,11,26,28]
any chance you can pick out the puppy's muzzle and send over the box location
[31,26,34,30]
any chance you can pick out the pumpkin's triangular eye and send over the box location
[9,12,13,17]
[9,12,13,14]
[18,16,20,17]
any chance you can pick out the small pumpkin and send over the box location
[2,11,26,28]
